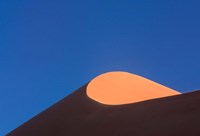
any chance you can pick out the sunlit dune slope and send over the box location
[87,71,181,105]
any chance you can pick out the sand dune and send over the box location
[7,72,200,136]
[87,71,180,105]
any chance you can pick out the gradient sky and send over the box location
[1,0,200,135]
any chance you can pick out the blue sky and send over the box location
[1,0,200,135]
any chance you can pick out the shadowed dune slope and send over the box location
[7,84,200,136]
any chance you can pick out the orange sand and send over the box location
[87,71,181,105]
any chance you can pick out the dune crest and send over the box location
[87,71,181,105]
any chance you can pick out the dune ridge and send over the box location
[87,71,180,105]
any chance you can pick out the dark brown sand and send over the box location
[7,84,200,136]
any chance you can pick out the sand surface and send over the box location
[87,72,180,105]
[7,84,200,136]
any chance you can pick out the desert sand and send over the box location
[7,72,200,136]
[87,71,180,105]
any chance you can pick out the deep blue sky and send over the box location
[1,0,200,135]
